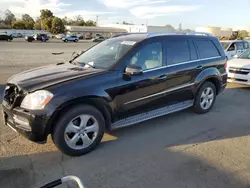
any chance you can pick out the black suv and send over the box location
[0,34,13,41]
[2,32,228,156]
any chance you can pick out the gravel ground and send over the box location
[1,40,250,188]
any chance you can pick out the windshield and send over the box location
[220,42,231,50]
[238,49,250,59]
[72,38,136,69]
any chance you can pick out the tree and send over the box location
[71,15,86,26]
[85,20,96,26]
[165,24,175,31]
[122,21,133,25]
[237,30,249,40]
[34,19,42,30]
[12,20,26,29]
[41,17,53,32]
[39,9,54,32]
[4,9,16,25]
[40,9,53,20]
[51,17,64,34]
[22,14,35,29]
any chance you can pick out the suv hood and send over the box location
[7,63,104,92]
[228,59,250,69]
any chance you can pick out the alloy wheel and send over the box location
[200,87,214,110]
[64,114,99,150]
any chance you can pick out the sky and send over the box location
[0,0,250,29]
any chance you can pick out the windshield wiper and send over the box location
[72,61,95,68]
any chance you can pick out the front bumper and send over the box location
[227,72,250,85]
[2,100,50,143]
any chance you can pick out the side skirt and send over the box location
[111,100,194,129]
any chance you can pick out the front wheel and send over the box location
[193,81,216,114]
[52,105,105,156]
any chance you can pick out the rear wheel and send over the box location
[64,39,68,42]
[52,105,105,156]
[74,39,78,42]
[193,81,216,114]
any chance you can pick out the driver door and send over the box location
[114,39,168,119]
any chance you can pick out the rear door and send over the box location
[162,37,201,103]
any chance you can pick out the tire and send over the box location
[52,105,105,156]
[64,39,68,42]
[74,39,78,42]
[193,81,216,114]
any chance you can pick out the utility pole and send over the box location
[96,15,99,26]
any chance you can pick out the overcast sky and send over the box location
[0,0,250,29]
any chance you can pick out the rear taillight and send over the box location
[224,62,227,69]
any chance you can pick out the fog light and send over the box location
[13,115,31,132]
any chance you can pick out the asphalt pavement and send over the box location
[1,39,250,188]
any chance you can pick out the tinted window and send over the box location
[196,40,220,58]
[166,40,191,65]
[189,41,198,60]
[244,42,249,49]
[235,42,244,50]
[130,42,163,71]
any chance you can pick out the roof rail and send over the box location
[111,32,147,38]
[147,31,213,38]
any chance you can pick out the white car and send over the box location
[227,49,250,85]
[220,40,249,60]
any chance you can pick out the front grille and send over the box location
[229,67,250,75]
[4,84,19,106]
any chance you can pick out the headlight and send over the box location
[21,90,53,110]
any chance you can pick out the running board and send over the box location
[111,100,194,129]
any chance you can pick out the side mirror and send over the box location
[125,64,143,76]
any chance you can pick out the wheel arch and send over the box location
[47,96,113,136]
[194,67,222,95]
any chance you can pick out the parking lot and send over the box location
[1,39,250,188]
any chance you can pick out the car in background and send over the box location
[2,32,228,156]
[227,49,250,85]
[92,36,105,42]
[0,34,13,41]
[25,34,49,42]
[25,35,35,42]
[12,33,22,38]
[76,34,84,40]
[220,40,249,60]
[34,34,49,41]
[56,34,66,39]
[85,35,92,40]
[62,35,79,42]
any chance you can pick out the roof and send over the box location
[110,33,148,42]
[112,32,215,40]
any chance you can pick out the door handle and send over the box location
[196,65,203,70]
[157,75,167,80]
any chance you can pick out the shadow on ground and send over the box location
[1,84,250,187]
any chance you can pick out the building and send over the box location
[65,25,127,38]
[195,26,233,37]
[99,24,175,33]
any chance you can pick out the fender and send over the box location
[194,67,222,93]
[45,95,113,135]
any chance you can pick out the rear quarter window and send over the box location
[195,40,220,59]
